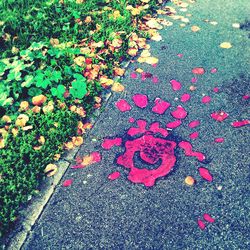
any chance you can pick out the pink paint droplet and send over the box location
[149,122,168,137]
[211,111,229,122]
[115,99,132,112]
[214,137,224,143]
[181,93,191,102]
[62,179,73,187]
[166,120,182,129]
[177,53,183,58]
[152,64,157,68]
[231,120,250,127]
[71,164,85,169]
[202,96,211,104]
[129,117,135,123]
[127,120,147,136]
[108,171,121,181]
[243,95,250,100]
[130,72,137,79]
[152,76,159,84]
[171,106,188,119]
[188,120,200,128]
[152,98,171,115]
[210,68,217,73]
[102,138,122,150]
[192,67,205,75]
[191,77,197,83]
[179,141,205,161]
[198,167,213,182]
[170,79,182,91]
[198,219,206,230]
[203,213,215,223]
[91,152,102,163]
[213,87,219,93]
[189,131,199,140]
[132,94,148,108]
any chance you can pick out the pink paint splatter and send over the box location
[171,106,188,119]
[211,111,229,122]
[231,120,249,128]
[189,131,199,140]
[198,167,213,182]
[213,87,219,93]
[141,72,153,81]
[149,122,169,137]
[166,120,182,129]
[214,137,224,143]
[152,64,158,68]
[127,119,147,136]
[115,99,132,112]
[152,98,171,115]
[62,179,73,187]
[203,213,215,223]
[192,67,205,75]
[198,219,206,230]
[71,164,85,169]
[132,94,148,108]
[177,53,183,58]
[108,171,121,181]
[91,152,102,163]
[179,141,205,161]
[102,138,122,150]
[191,77,197,83]
[181,93,191,102]
[170,79,182,91]
[130,72,137,79]
[188,120,200,128]
[202,96,211,104]
[210,68,217,73]
[243,95,250,100]
[129,117,135,123]
[152,76,159,84]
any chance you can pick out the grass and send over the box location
[0,0,165,237]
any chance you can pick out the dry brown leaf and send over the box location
[44,164,58,177]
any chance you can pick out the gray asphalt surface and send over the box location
[23,0,250,249]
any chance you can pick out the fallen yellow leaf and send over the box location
[44,164,58,177]
[191,25,200,32]
[220,42,232,49]
[145,57,159,65]
[111,82,125,92]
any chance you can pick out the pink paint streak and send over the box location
[171,106,188,119]
[211,111,229,122]
[243,95,250,100]
[152,76,159,84]
[127,120,147,136]
[231,120,250,128]
[149,122,169,137]
[132,94,148,108]
[181,93,191,102]
[179,141,205,161]
[130,72,137,79]
[177,53,183,58]
[71,164,85,169]
[202,96,211,104]
[191,77,197,83]
[210,68,217,73]
[198,219,206,230]
[189,120,200,128]
[166,120,182,129]
[91,152,102,163]
[198,167,213,182]
[203,213,215,223]
[152,98,171,115]
[115,99,132,112]
[213,87,219,93]
[214,137,224,143]
[62,179,73,187]
[129,117,135,123]
[102,138,122,150]
[189,131,199,140]
[170,79,182,91]
[108,171,121,181]
[192,67,205,75]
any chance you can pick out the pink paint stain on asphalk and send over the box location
[130,72,137,79]
[210,68,217,73]
[231,120,250,127]
[102,138,122,150]
[115,99,132,112]
[189,131,199,140]
[152,98,171,115]
[191,77,197,83]
[181,93,191,102]
[141,72,153,81]
[71,164,85,169]
[242,95,250,100]
[166,120,182,129]
[188,120,200,128]
[178,141,205,161]
[203,213,215,223]
[214,137,224,143]
[149,122,169,137]
[132,94,148,108]
[91,152,102,163]
[129,117,135,123]
[177,53,183,58]
[108,171,121,181]
[211,111,229,122]
[152,76,159,84]
[170,79,182,91]
[117,134,177,187]
[213,87,219,93]
[198,167,213,182]
[202,96,211,104]
[171,106,188,119]
[198,219,206,230]
[192,67,205,75]
[127,119,147,136]
[62,179,73,187]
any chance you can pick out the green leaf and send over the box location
[50,71,62,83]
[21,75,34,87]
[69,76,87,99]
[28,87,42,97]
[51,84,65,99]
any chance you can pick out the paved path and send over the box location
[23,1,249,249]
